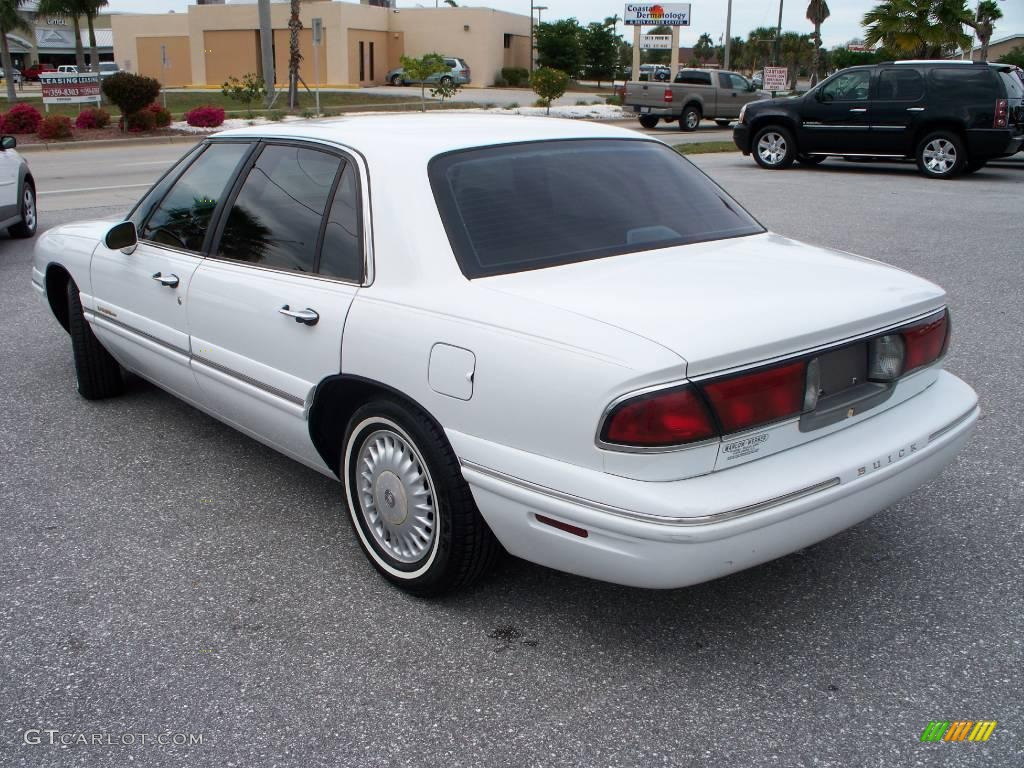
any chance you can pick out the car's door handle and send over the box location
[849,108,867,113]
[279,305,319,326]
[151,272,179,288]
[906,107,925,112]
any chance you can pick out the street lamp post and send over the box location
[530,4,547,73]
[774,0,784,66]
[723,0,733,70]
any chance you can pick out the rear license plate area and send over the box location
[799,342,894,432]
[816,343,867,398]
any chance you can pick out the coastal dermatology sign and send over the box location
[624,3,691,26]
[640,34,673,50]
[39,72,101,106]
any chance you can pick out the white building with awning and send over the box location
[4,1,115,71]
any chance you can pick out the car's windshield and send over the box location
[429,139,764,278]
[100,63,118,72]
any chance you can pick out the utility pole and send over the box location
[774,0,784,66]
[529,1,534,74]
[258,0,276,107]
[724,0,733,70]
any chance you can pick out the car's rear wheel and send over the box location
[66,280,124,400]
[440,75,453,87]
[342,398,500,596]
[679,105,701,132]
[916,131,965,179]
[8,180,36,238]
[638,115,659,129]
[752,125,795,169]
[796,153,826,166]
[390,74,403,86]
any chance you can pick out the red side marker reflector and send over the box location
[535,514,589,538]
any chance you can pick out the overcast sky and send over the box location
[105,1,1023,50]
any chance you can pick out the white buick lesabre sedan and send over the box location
[31,116,978,596]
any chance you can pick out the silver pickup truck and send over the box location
[625,69,767,131]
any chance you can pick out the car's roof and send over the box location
[215,113,648,163]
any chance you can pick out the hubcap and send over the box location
[757,132,787,165]
[923,139,956,174]
[23,188,35,231]
[356,428,435,564]
[686,112,699,128]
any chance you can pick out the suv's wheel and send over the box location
[916,131,966,179]
[638,115,659,130]
[390,74,403,86]
[8,180,36,239]
[66,280,124,400]
[752,125,795,169]
[342,398,500,596]
[679,105,701,132]
[440,75,454,87]
[796,153,826,166]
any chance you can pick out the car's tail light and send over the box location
[869,334,905,381]
[902,310,949,373]
[702,361,807,434]
[994,98,1009,128]
[664,88,673,103]
[601,386,716,447]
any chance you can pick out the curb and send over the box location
[17,134,204,154]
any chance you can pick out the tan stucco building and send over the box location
[111,1,531,88]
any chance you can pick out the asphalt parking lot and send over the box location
[1,150,1022,767]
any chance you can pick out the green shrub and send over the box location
[266,110,285,122]
[492,77,508,87]
[102,72,162,118]
[506,102,520,109]
[221,73,266,117]
[530,67,569,115]
[501,67,529,87]
[605,94,623,106]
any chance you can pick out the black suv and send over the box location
[734,60,1024,178]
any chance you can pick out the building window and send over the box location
[369,42,375,80]
[359,41,365,81]
[504,34,512,50]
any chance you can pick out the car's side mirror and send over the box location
[105,221,138,252]
[1,135,16,151]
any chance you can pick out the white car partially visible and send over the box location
[0,134,36,239]
[30,115,977,596]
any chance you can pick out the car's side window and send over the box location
[140,142,252,252]
[217,144,341,273]
[129,143,205,231]
[676,71,712,85]
[317,162,363,282]
[729,73,749,91]
[877,69,924,101]
[820,70,871,102]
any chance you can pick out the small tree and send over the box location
[400,53,448,112]
[998,45,1024,68]
[535,19,584,77]
[222,73,267,117]
[430,77,462,104]
[582,22,618,87]
[530,67,569,115]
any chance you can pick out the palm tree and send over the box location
[694,32,715,64]
[287,0,302,108]
[806,0,830,85]
[779,32,813,89]
[604,15,621,84]
[862,0,971,58]
[0,0,30,101]
[746,27,778,73]
[83,0,108,71]
[965,0,1002,61]
[37,0,86,71]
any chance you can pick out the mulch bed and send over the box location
[12,127,194,146]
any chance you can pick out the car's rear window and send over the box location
[927,67,998,100]
[429,139,763,278]
[998,70,1023,100]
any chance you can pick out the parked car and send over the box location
[386,57,471,87]
[22,63,56,81]
[751,70,764,89]
[0,68,23,84]
[625,68,767,130]
[57,64,79,74]
[0,135,36,238]
[32,116,978,595]
[98,62,120,79]
[734,60,1024,178]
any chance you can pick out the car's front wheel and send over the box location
[916,131,965,179]
[390,74,403,86]
[8,180,36,238]
[752,125,795,169]
[638,115,659,130]
[342,398,500,596]
[66,280,124,400]
[440,75,454,87]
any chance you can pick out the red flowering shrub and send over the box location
[148,102,172,128]
[3,103,43,134]
[38,114,74,140]
[121,109,157,132]
[184,105,225,128]
[75,107,111,129]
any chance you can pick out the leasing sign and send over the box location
[624,3,691,26]
[40,72,101,105]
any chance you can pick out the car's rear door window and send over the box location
[676,70,712,85]
[430,139,763,278]
[928,67,997,100]
[877,68,924,101]
[139,141,252,252]
[318,162,363,281]
[216,143,341,273]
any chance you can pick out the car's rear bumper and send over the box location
[456,371,977,589]
[733,123,752,154]
[630,105,674,117]
[966,128,1024,159]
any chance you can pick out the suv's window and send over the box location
[728,73,749,91]
[998,70,1023,100]
[877,68,924,100]
[140,142,251,252]
[928,67,997,100]
[820,70,871,101]
[318,163,363,281]
[676,70,712,85]
[430,140,763,278]
[217,144,341,272]
[444,59,456,68]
